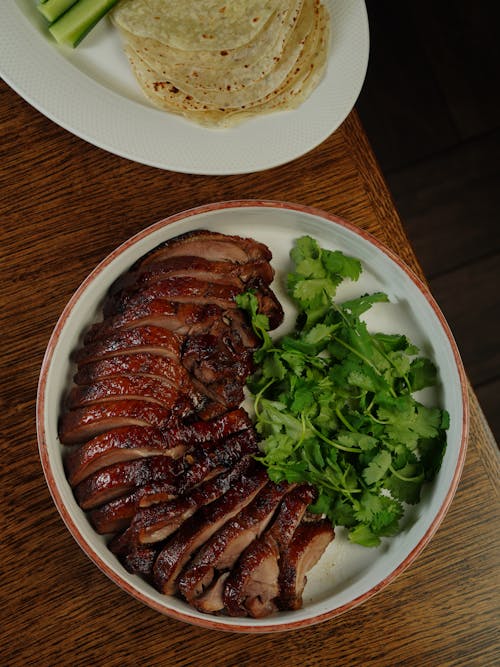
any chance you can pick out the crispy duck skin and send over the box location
[59,399,180,445]
[152,462,269,595]
[278,518,335,611]
[121,544,160,578]
[177,481,292,604]
[73,352,194,391]
[64,425,186,488]
[66,375,183,410]
[85,301,260,353]
[133,230,273,268]
[73,325,183,366]
[73,454,181,511]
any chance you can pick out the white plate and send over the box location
[0,1,369,175]
[37,201,468,633]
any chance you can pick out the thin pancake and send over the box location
[125,0,328,127]
[112,0,282,51]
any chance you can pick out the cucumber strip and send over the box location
[48,0,119,47]
[37,0,79,23]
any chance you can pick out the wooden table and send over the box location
[1,77,498,666]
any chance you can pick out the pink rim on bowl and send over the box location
[36,200,469,633]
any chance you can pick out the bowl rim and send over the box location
[36,199,469,633]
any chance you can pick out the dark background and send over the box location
[356,0,499,442]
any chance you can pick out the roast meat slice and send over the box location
[64,425,186,487]
[105,276,283,330]
[222,533,280,618]
[89,481,179,535]
[192,572,231,614]
[73,326,183,366]
[66,375,183,410]
[73,454,181,510]
[267,484,317,550]
[73,352,194,391]
[112,256,275,296]
[104,277,243,318]
[278,518,335,611]
[121,544,160,578]
[133,230,272,268]
[59,399,177,445]
[152,462,268,595]
[83,302,226,343]
[177,481,292,604]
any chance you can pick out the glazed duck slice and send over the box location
[73,326,183,366]
[66,374,182,410]
[170,408,253,450]
[181,333,254,386]
[223,532,281,618]
[109,256,275,299]
[64,425,186,487]
[136,256,275,285]
[104,276,283,329]
[89,483,178,535]
[83,302,227,344]
[278,518,335,611]
[73,352,194,391]
[152,462,269,595]
[73,454,181,510]
[266,484,318,550]
[177,481,292,605]
[59,399,178,445]
[104,277,244,318]
[133,230,273,268]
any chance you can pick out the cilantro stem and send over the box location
[309,422,362,454]
[389,465,424,483]
[253,378,277,419]
[335,405,356,432]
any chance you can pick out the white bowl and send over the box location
[37,200,468,633]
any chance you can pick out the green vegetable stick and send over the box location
[49,0,119,47]
[38,0,79,23]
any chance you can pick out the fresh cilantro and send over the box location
[237,236,449,547]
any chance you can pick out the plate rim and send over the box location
[36,199,469,633]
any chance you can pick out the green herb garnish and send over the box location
[236,236,448,548]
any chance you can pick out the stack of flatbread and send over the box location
[111,0,330,127]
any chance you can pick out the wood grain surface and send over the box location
[1,77,498,667]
